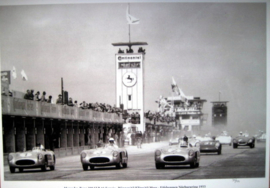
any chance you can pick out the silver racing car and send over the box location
[80,143,128,170]
[155,140,200,169]
[8,147,56,173]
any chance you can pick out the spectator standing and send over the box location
[40,91,47,102]
[68,97,74,107]
[47,96,53,103]
[34,91,41,101]
[29,90,34,100]
[74,100,78,107]
[24,90,31,100]
[56,94,62,105]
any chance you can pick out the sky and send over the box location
[0,2,267,135]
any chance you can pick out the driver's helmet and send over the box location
[239,131,243,135]
[109,138,115,144]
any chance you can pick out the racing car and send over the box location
[80,139,128,170]
[155,139,200,169]
[216,135,232,146]
[256,133,266,143]
[232,133,255,148]
[8,146,56,173]
[199,139,222,155]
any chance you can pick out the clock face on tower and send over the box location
[122,72,137,87]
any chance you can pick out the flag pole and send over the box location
[128,3,131,43]
[61,77,64,105]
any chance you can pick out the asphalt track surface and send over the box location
[3,141,266,181]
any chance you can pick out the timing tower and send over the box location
[211,101,229,128]
[112,42,147,132]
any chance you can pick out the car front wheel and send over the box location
[83,165,88,171]
[90,165,95,170]
[9,167,15,173]
[116,159,123,169]
[155,163,164,169]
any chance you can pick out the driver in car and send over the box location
[108,138,119,148]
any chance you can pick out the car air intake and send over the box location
[90,157,110,163]
[164,156,185,162]
[16,160,35,165]
[239,141,247,144]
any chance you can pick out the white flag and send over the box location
[21,69,28,81]
[126,6,140,24]
[172,77,189,105]
[12,66,17,79]
[171,77,180,96]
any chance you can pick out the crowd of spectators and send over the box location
[122,111,141,124]
[24,89,53,103]
[22,89,123,115]
[145,110,175,123]
[78,101,123,115]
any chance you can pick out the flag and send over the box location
[21,69,28,81]
[12,66,17,79]
[172,77,189,105]
[171,77,180,95]
[126,6,139,24]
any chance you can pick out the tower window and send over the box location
[128,95,132,101]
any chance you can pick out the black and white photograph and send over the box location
[0,0,269,188]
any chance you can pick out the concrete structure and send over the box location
[167,96,207,134]
[2,95,123,157]
[211,101,228,128]
[112,42,147,133]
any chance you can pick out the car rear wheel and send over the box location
[9,167,15,173]
[218,148,222,155]
[250,143,255,148]
[233,144,238,149]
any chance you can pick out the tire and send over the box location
[19,168,23,172]
[233,144,237,149]
[250,143,255,148]
[41,156,48,171]
[190,157,197,168]
[90,165,95,170]
[116,160,123,169]
[123,162,128,168]
[195,162,200,168]
[41,164,47,171]
[155,163,164,169]
[83,165,88,171]
[218,148,222,155]
[9,167,15,173]
[50,155,56,170]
